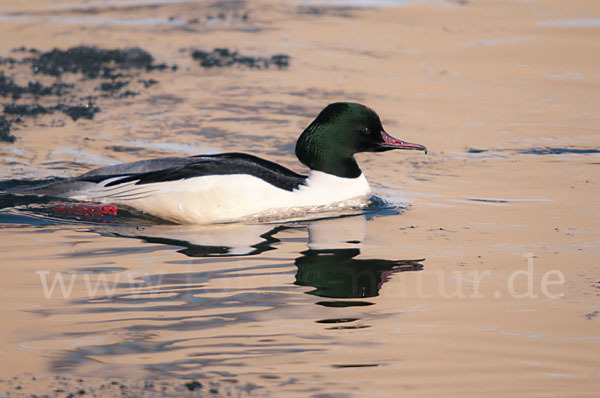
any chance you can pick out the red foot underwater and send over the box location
[51,202,118,219]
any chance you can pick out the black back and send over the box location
[80,153,307,192]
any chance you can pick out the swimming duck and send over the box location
[26,102,427,223]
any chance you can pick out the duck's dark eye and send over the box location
[362,127,371,135]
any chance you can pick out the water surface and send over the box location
[0,0,599,396]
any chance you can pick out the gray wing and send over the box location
[13,153,307,198]
[79,156,198,177]
[11,156,196,198]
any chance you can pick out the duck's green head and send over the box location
[295,102,427,178]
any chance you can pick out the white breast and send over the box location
[75,171,372,224]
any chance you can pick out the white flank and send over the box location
[71,171,372,224]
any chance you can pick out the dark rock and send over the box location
[0,115,14,142]
[3,102,99,121]
[99,81,129,91]
[26,80,53,96]
[4,104,51,117]
[192,48,290,69]
[0,72,71,99]
[0,72,26,99]
[138,79,158,88]
[57,103,100,121]
[185,381,203,391]
[29,46,157,78]
[11,47,39,54]
[270,54,290,68]
[118,90,138,98]
[0,56,19,66]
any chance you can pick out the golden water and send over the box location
[0,0,599,396]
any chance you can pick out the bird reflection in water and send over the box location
[108,213,425,300]
[294,248,423,299]
[34,212,424,377]
[293,215,423,300]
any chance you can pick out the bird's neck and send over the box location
[295,127,361,179]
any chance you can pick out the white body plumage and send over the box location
[70,171,371,224]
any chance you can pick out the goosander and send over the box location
[24,103,427,224]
